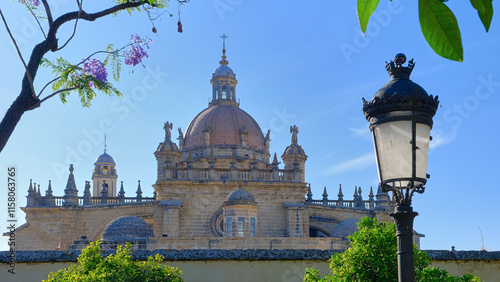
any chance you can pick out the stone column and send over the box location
[161,201,181,237]
[284,203,306,237]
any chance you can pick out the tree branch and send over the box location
[36,87,79,107]
[47,1,148,45]
[41,0,53,26]
[0,9,37,100]
[56,0,83,51]
[26,4,47,39]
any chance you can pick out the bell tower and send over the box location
[92,139,118,197]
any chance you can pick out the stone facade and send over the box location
[7,45,398,252]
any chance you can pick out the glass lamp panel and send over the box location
[415,123,431,186]
[373,121,413,187]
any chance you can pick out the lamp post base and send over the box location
[391,205,418,282]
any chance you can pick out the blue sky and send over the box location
[1,1,499,251]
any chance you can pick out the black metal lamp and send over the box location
[362,53,439,282]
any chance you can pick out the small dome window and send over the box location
[222,85,227,99]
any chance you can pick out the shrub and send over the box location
[304,217,480,282]
[44,241,183,282]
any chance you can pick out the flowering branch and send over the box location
[0,0,172,154]
[38,34,152,107]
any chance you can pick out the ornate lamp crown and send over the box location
[385,53,415,79]
[362,53,439,128]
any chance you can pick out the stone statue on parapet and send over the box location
[164,121,173,141]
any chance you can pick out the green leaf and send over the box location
[357,0,381,34]
[419,0,463,62]
[470,0,493,32]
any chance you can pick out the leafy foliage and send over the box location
[44,241,184,282]
[419,0,463,62]
[470,0,494,31]
[303,217,481,282]
[357,0,380,34]
[356,0,494,61]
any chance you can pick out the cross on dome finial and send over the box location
[220,33,228,50]
[219,33,229,66]
[104,122,108,153]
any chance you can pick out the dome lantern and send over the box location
[210,33,238,106]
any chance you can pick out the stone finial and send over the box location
[368,186,375,209]
[40,181,54,206]
[337,184,344,201]
[28,179,33,191]
[26,179,36,207]
[136,180,143,202]
[322,186,328,204]
[272,153,279,166]
[118,181,125,197]
[306,184,313,202]
[45,180,53,197]
[63,164,79,207]
[375,184,391,209]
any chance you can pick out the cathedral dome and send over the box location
[283,144,306,156]
[213,65,235,78]
[183,104,266,151]
[330,218,360,240]
[102,216,154,241]
[157,141,179,153]
[224,188,257,205]
[95,152,115,165]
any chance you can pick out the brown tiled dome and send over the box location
[183,104,266,150]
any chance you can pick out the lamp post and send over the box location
[362,53,439,282]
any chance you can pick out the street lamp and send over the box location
[362,53,439,282]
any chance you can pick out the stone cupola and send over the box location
[282,125,308,182]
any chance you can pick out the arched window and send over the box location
[226,217,233,237]
[230,86,234,100]
[215,85,220,99]
[222,85,227,99]
[237,217,245,237]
